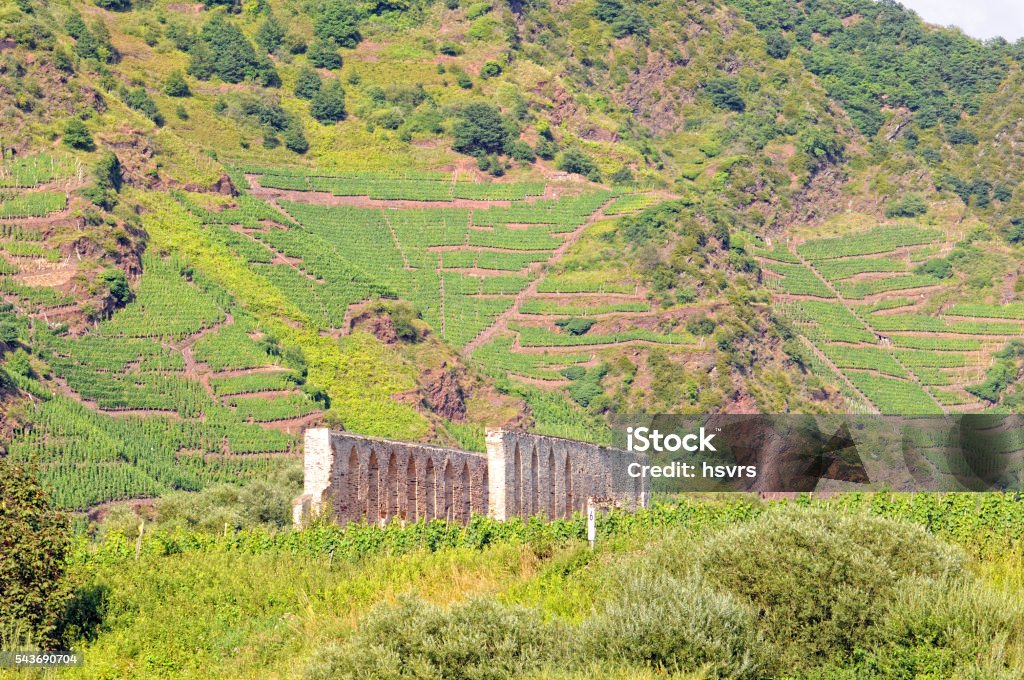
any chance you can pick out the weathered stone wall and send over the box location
[485,429,648,520]
[294,428,647,526]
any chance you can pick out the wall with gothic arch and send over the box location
[294,428,648,526]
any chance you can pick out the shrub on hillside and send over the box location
[293,67,322,100]
[310,80,347,124]
[307,39,342,69]
[579,571,767,678]
[557,147,600,181]
[0,459,72,649]
[303,597,565,680]
[163,70,191,97]
[705,77,745,112]
[188,15,279,86]
[62,118,94,151]
[885,193,928,218]
[682,508,965,669]
[451,102,510,156]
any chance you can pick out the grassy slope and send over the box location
[58,495,1024,678]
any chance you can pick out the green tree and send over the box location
[163,69,191,97]
[283,122,309,153]
[294,67,323,100]
[705,78,745,112]
[97,268,130,304]
[314,1,361,48]
[254,14,286,54]
[310,79,347,124]
[308,39,342,69]
[62,118,95,151]
[0,459,72,649]
[451,102,509,156]
[557,147,600,181]
[189,15,278,86]
[94,0,131,10]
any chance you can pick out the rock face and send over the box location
[421,364,466,422]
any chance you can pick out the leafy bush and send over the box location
[947,127,978,145]
[592,0,649,38]
[505,139,535,163]
[120,86,164,126]
[63,118,94,151]
[439,41,463,56]
[554,317,595,335]
[314,0,362,48]
[307,39,342,69]
[163,70,191,97]
[0,460,72,649]
[684,508,965,668]
[188,15,279,86]
[686,314,715,336]
[293,67,322,100]
[885,193,928,218]
[303,597,564,680]
[451,102,510,156]
[580,570,767,678]
[915,258,952,279]
[557,147,600,181]
[254,14,285,54]
[480,60,502,78]
[310,80,346,124]
[705,77,745,112]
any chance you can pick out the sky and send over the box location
[898,0,1024,41]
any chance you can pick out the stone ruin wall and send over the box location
[293,428,648,526]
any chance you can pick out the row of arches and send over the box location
[334,445,486,524]
[507,444,578,519]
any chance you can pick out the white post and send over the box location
[587,502,597,550]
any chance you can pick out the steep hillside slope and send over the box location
[1,0,1024,507]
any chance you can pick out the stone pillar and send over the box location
[486,428,508,520]
[294,428,334,526]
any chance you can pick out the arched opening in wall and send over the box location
[460,462,471,521]
[406,456,418,521]
[344,447,360,521]
[443,460,454,522]
[547,450,555,519]
[386,451,398,521]
[530,447,539,517]
[564,454,573,518]
[424,458,436,520]
[367,450,380,523]
[512,444,521,517]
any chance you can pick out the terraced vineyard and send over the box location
[764,225,1017,414]
[0,169,326,507]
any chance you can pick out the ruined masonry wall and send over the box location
[294,428,648,526]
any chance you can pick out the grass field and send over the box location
[49,494,1024,680]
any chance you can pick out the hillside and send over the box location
[1,0,1024,509]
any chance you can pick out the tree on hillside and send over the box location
[63,118,95,151]
[307,39,342,69]
[254,14,286,54]
[188,15,279,86]
[310,80,347,124]
[314,0,362,48]
[0,459,72,649]
[451,103,510,156]
[164,70,191,97]
[294,67,322,100]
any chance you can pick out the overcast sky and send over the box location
[898,0,1024,41]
